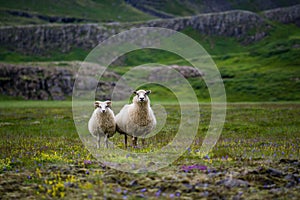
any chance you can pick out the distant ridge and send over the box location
[125,0,300,17]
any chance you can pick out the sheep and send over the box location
[116,89,156,148]
[88,100,116,148]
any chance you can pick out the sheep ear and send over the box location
[105,101,112,108]
[146,90,151,95]
[94,101,100,108]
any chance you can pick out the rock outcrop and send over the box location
[1,5,299,56]
[0,63,119,100]
[0,5,299,56]
[0,64,72,100]
[262,4,300,25]
[0,63,203,100]
[0,10,267,55]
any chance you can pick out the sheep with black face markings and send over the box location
[88,100,116,148]
[116,90,156,148]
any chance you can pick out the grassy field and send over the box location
[0,101,299,199]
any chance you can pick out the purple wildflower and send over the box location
[84,160,92,165]
[116,188,122,193]
[155,189,161,197]
[181,164,207,172]
[187,147,191,154]
[140,188,147,192]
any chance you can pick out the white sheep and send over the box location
[88,100,116,148]
[116,90,156,148]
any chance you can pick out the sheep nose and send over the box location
[102,110,106,113]
[139,97,145,101]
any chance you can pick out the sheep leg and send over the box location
[97,134,101,149]
[124,134,128,148]
[132,136,137,147]
[104,134,108,148]
[141,138,145,146]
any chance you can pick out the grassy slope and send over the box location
[0,22,299,102]
[0,1,299,102]
[1,0,300,25]
[183,23,300,101]
[131,0,300,17]
[0,0,154,25]
[109,23,300,102]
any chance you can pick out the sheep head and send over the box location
[94,100,112,113]
[133,90,151,103]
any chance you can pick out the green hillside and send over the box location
[125,0,300,17]
[0,1,299,102]
[110,23,300,102]
[1,0,300,25]
[1,21,298,102]
[0,0,154,25]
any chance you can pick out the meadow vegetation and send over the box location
[0,101,299,199]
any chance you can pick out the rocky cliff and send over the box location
[263,4,300,25]
[0,63,75,100]
[0,63,202,100]
[1,5,299,56]
[0,63,122,100]
[1,10,264,55]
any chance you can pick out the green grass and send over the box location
[0,47,89,62]
[0,101,299,198]
[0,0,154,25]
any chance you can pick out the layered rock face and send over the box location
[262,4,300,25]
[0,63,202,100]
[0,63,121,100]
[0,63,74,100]
[0,10,268,55]
[1,5,299,55]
